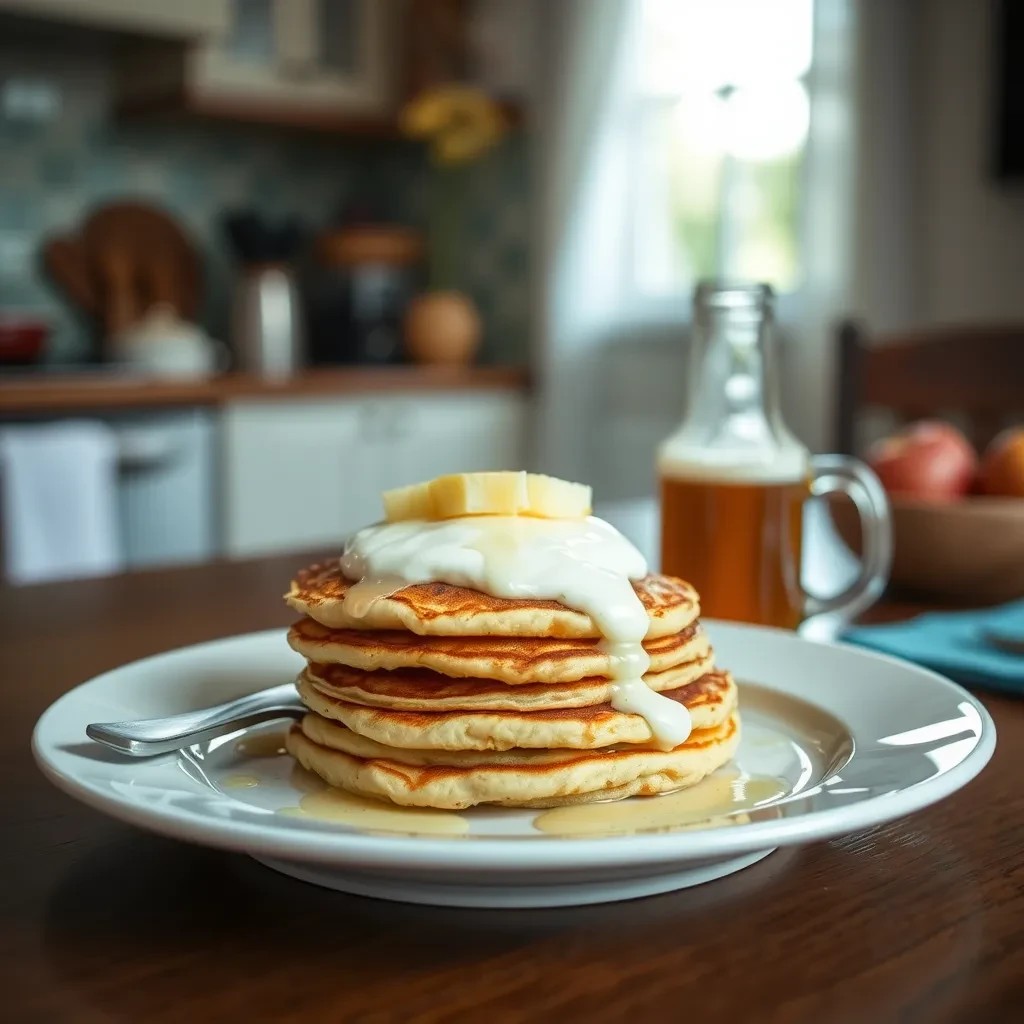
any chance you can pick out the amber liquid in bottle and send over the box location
[659,473,806,629]
[658,282,810,629]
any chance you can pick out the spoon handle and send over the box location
[86,683,304,757]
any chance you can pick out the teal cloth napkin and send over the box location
[844,600,1024,694]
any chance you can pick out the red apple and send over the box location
[981,427,1024,497]
[867,421,978,501]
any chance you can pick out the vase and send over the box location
[403,290,481,366]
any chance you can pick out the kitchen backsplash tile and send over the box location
[0,39,529,366]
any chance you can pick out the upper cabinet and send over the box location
[0,0,229,37]
[2,0,526,136]
[116,0,400,130]
[190,0,396,117]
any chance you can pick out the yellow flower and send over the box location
[400,85,508,166]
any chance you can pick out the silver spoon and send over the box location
[86,683,304,757]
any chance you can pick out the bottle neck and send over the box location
[687,299,784,432]
[660,283,806,479]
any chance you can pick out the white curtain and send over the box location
[782,0,858,448]
[530,0,859,492]
[529,0,639,490]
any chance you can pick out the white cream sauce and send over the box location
[340,516,692,750]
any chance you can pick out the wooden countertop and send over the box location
[0,365,530,416]
[6,554,1022,1022]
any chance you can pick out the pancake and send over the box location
[286,562,699,638]
[288,617,709,684]
[295,671,737,750]
[285,712,740,808]
[302,648,717,711]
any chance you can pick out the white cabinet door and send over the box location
[374,393,527,485]
[222,392,529,558]
[222,399,375,557]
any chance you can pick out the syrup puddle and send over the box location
[290,763,328,795]
[235,730,289,758]
[532,770,788,837]
[278,788,469,836]
[224,774,260,790]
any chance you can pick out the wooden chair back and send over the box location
[835,320,1024,453]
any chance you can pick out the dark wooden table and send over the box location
[3,556,1022,1023]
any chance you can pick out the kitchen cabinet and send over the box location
[115,410,218,569]
[0,409,216,584]
[0,0,229,38]
[222,390,527,557]
[117,0,399,129]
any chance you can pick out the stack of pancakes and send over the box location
[284,562,740,809]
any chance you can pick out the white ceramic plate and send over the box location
[33,623,996,908]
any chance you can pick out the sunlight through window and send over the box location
[632,0,814,296]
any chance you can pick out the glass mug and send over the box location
[658,282,892,629]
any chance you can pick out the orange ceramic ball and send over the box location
[403,291,481,366]
[980,427,1024,497]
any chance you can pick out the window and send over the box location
[630,0,814,298]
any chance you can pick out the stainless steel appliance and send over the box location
[231,263,304,377]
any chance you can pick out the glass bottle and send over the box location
[657,281,891,629]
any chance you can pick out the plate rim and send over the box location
[32,624,998,872]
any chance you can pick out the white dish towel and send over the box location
[0,420,122,584]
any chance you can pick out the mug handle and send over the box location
[804,454,893,623]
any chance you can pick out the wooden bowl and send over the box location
[833,495,1024,603]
